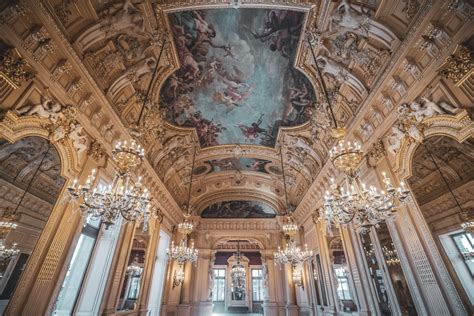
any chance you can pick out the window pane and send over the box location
[52,234,97,315]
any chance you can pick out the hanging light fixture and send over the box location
[167,146,199,289]
[274,147,313,268]
[231,241,246,283]
[67,35,168,229]
[382,244,400,266]
[306,34,410,233]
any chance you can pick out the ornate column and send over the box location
[101,221,137,315]
[190,249,212,316]
[377,157,467,315]
[262,250,285,315]
[137,218,162,315]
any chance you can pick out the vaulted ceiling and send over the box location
[41,0,419,217]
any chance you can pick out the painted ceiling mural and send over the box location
[161,9,315,147]
[200,201,277,218]
[194,157,273,175]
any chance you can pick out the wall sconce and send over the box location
[292,268,304,289]
[313,269,318,281]
[173,267,184,288]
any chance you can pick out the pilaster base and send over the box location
[263,302,286,316]
[177,304,192,316]
[191,301,213,316]
[286,304,299,316]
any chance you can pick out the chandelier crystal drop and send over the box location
[166,238,198,266]
[67,138,151,230]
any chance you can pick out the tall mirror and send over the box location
[117,228,149,311]
[360,232,391,315]
[328,237,357,313]
[376,222,417,315]
[0,137,65,314]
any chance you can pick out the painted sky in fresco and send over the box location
[161,9,314,147]
[201,201,277,218]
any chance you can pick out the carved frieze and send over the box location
[438,44,473,87]
[0,43,34,89]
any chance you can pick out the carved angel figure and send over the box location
[15,99,62,119]
[410,97,459,122]
[69,125,88,153]
[386,124,405,154]
[330,0,370,34]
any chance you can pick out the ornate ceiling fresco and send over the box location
[160,9,315,147]
[201,200,276,218]
[35,0,423,218]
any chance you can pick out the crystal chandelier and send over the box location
[67,138,151,229]
[275,239,313,266]
[306,34,410,233]
[282,216,299,236]
[382,244,400,266]
[274,147,313,267]
[68,36,169,230]
[167,238,198,266]
[231,241,246,283]
[0,240,19,262]
[167,145,199,287]
[323,172,410,234]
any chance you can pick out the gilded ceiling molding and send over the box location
[438,44,473,87]
[156,0,317,11]
[197,218,280,231]
[0,43,34,89]
[393,110,474,180]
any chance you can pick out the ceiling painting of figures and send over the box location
[194,157,272,174]
[200,200,277,218]
[161,9,315,148]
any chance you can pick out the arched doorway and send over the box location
[407,136,474,310]
[0,136,65,314]
[211,238,265,315]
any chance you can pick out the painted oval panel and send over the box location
[161,9,315,147]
